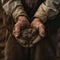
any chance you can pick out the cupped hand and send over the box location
[31,18,45,37]
[13,16,30,37]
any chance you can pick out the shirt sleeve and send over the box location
[1,0,27,22]
[34,0,60,23]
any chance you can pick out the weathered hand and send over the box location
[13,16,30,37]
[31,18,45,37]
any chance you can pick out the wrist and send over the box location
[17,16,28,24]
[18,16,27,20]
[33,17,43,24]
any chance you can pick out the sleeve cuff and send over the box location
[34,3,48,23]
[12,7,27,22]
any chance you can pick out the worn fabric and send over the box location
[34,0,60,22]
[5,31,56,60]
[1,0,60,22]
[0,2,9,60]
[1,0,27,22]
[0,1,14,60]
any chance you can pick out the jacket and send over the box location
[1,0,60,23]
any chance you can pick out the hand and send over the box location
[13,16,30,37]
[31,18,45,37]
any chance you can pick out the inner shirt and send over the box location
[22,0,44,19]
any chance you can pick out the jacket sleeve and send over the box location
[34,0,60,23]
[1,0,27,22]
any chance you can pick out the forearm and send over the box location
[1,0,27,22]
[34,0,60,23]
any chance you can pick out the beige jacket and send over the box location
[1,0,60,23]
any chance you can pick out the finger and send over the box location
[13,28,20,37]
[39,28,45,37]
[39,26,45,37]
[31,23,39,29]
[13,23,21,37]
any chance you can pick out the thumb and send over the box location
[13,23,21,38]
[39,26,45,37]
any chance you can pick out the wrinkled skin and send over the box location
[13,16,30,37]
[13,16,45,38]
[31,18,45,37]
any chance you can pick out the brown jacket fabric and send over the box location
[5,31,56,60]
[1,0,60,22]
[0,3,8,60]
